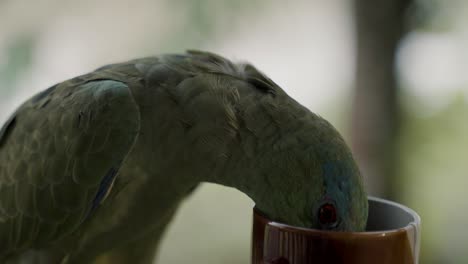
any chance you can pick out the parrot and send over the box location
[0,50,368,264]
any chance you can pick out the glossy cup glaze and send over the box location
[252,197,421,264]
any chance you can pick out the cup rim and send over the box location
[254,196,421,235]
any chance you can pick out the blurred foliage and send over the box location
[0,33,36,96]
[399,95,468,263]
[157,183,253,264]
[161,0,268,51]
[408,0,465,32]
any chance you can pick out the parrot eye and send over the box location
[318,203,338,228]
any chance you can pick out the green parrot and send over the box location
[0,50,368,264]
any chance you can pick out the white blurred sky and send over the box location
[1,0,467,124]
[398,31,468,115]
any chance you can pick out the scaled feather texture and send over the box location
[0,51,368,264]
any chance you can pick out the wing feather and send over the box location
[0,79,140,258]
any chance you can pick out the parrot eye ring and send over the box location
[318,202,338,229]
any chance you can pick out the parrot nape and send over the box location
[0,50,368,264]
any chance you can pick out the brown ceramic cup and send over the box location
[252,197,421,264]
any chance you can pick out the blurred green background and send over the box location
[0,0,467,263]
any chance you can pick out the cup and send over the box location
[252,196,421,264]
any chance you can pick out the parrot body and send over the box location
[0,51,368,263]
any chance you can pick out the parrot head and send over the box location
[249,114,369,232]
[228,65,369,232]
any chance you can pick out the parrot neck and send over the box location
[200,122,285,210]
[204,151,276,210]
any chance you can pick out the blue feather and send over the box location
[86,165,120,219]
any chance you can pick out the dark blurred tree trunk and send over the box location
[351,0,412,199]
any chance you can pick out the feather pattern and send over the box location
[0,80,140,259]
